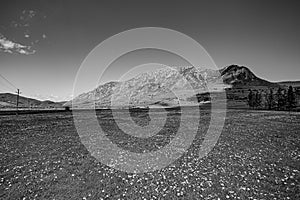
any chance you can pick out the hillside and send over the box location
[277,81,300,88]
[0,93,65,109]
[220,65,278,87]
[68,66,213,108]
[66,65,284,109]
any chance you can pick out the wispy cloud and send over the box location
[0,33,35,55]
[0,9,47,55]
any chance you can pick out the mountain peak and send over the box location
[219,64,277,87]
[67,65,280,108]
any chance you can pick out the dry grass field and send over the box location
[0,109,299,199]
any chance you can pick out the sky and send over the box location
[0,0,299,101]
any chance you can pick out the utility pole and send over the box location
[16,89,20,114]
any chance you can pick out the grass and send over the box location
[0,109,299,199]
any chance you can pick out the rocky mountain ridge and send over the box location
[66,65,279,108]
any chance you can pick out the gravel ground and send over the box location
[0,109,299,199]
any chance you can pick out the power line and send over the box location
[0,73,18,89]
[0,88,11,93]
[0,73,21,114]
[0,79,16,92]
[0,78,15,90]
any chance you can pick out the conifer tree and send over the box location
[267,89,275,110]
[255,90,262,108]
[276,87,286,110]
[248,89,254,108]
[287,86,296,111]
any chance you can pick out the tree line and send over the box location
[248,86,297,111]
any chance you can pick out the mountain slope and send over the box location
[68,66,210,108]
[66,65,281,108]
[0,93,65,109]
[277,81,300,88]
[220,65,277,87]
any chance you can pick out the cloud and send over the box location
[0,33,35,55]
[20,10,36,21]
[0,9,47,55]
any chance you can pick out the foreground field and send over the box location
[0,109,299,199]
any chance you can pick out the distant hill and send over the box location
[277,81,300,88]
[0,93,65,109]
[65,64,291,109]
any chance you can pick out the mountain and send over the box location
[0,93,65,109]
[67,66,212,108]
[277,81,300,88]
[220,65,278,87]
[66,65,284,109]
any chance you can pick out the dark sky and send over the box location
[0,0,299,101]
